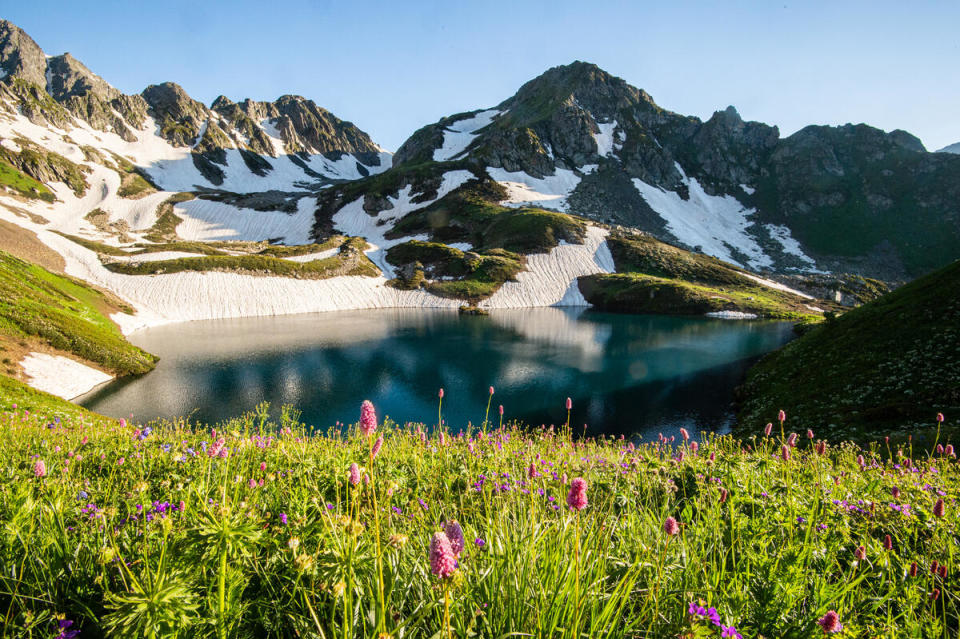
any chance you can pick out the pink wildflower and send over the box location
[566,397,572,410]
[937,412,945,423]
[260,462,266,472]
[33,460,46,477]
[787,432,798,447]
[499,404,504,416]
[119,418,127,429]
[778,409,786,423]
[933,498,945,518]
[807,429,815,439]
[663,516,679,536]
[429,532,457,578]
[489,386,494,395]
[371,435,384,460]
[444,520,465,557]
[438,388,444,399]
[764,423,773,437]
[816,441,826,455]
[883,534,893,551]
[359,400,377,437]
[567,477,588,511]
[818,610,842,633]
[854,545,866,561]
[781,445,790,461]
[348,463,361,487]
[679,428,690,441]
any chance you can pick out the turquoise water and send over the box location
[78,308,794,439]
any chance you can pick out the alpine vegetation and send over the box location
[0,391,956,638]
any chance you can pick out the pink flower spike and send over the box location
[565,397,572,410]
[429,532,457,578]
[778,409,786,423]
[567,477,588,511]
[359,400,377,437]
[663,516,679,536]
[438,388,444,399]
[489,386,495,395]
[499,405,504,416]
[818,610,841,633]
[936,412,945,423]
[679,428,690,441]
[371,435,384,460]
[348,463,361,487]
[764,423,773,437]
[444,520,465,557]
[33,460,46,478]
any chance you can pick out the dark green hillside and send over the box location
[737,259,960,439]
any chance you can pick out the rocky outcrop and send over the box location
[141,82,210,147]
[0,20,47,87]
[270,95,381,159]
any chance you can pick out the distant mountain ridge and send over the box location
[938,142,960,154]
[0,19,389,192]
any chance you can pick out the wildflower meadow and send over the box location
[0,393,957,638]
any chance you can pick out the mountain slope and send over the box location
[382,62,960,280]
[938,142,960,154]
[736,258,960,439]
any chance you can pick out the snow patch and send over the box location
[705,311,758,320]
[740,184,756,195]
[764,223,822,270]
[632,165,772,270]
[739,272,813,299]
[20,352,113,400]
[433,110,500,162]
[593,120,617,157]
[487,167,582,211]
[173,196,317,244]
[480,226,614,308]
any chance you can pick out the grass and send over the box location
[0,389,955,638]
[607,230,756,287]
[0,136,90,198]
[143,193,196,243]
[0,251,156,376]
[0,159,55,202]
[103,244,379,280]
[385,241,526,302]
[578,272,821,320]
[738,258,960,439]
[107,152,159,199]
[389,179,586,254]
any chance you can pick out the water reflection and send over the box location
[79,308,794,439]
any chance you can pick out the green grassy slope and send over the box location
[579,231,828,320]
[0,251,156,376]
[737,259,960,438]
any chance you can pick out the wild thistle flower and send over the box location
[33,460,46,477]
[567,477,588,511]
[933,498,945,518]
[817,610,842,633]
[348,463,361,487]
[371,435,384,460]
[360,400,377,437]
[444,520,465,557]
[429,532,457,578]
[663,516,679,536]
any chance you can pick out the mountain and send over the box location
[736,257,960,440]
[0,18,390,197]
[938,142,960,154]
[350,61,959,281]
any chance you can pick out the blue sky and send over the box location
[5,1,959,151]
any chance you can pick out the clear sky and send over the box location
[4,1,958,151]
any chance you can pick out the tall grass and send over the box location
[0,398,956,638]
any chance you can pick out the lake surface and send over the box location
[79,308,794,440]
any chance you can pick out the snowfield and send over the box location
[633,163,821,273]
[487,167,582,211]
[20,353,113,400]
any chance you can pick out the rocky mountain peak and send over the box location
[141,81,211,146]
[0,19,47,87]
[46,52,118,101]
